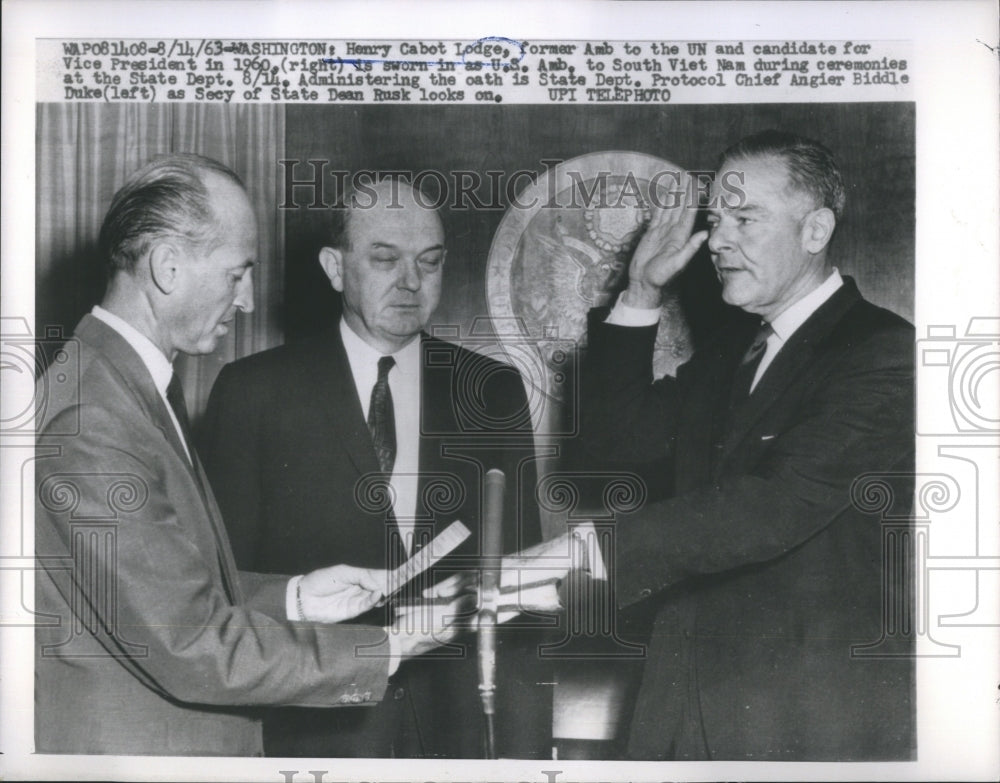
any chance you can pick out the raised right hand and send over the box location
[622,173,709,309]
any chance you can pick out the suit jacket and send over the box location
[580,279,915,760]
[34,315,391,756]
[201,326,552,758]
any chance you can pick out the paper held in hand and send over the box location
[383,520,471,601]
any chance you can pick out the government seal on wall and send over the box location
[486,151,694,433]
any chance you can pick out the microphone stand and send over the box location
[479,468,505,760]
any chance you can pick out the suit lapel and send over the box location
[719,280,862,463]
[416,335,459,524]
[192,454,243,602]
[76,316,191,465]
[314,326,382,478]
[75,315,242,603]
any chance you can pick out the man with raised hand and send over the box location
[507,131,914,760]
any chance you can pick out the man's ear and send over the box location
[802,207,836,254]
[318,247,345,292]
[148,242,182,295]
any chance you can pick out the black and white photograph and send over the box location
[2,2,998,781]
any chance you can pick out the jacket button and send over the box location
[639,588,652,598]
[393,687,406,701]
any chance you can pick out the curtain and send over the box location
[35,103,285,422]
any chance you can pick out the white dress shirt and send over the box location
[91,305,191,462]
[606,269,844,391]
[340,318,422,554]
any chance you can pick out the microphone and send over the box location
[479,468,505,759]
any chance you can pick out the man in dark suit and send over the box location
[34,154,466,756]
[509,130,915,760]
[201,179,551,758]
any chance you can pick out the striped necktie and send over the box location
[732,321,773,400]
[367,356,397,475]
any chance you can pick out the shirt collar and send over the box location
[768,268,844,343]
[92,305,174,395]
[339,318,421,378]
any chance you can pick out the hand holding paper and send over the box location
[374,523,479,671]
[297,564,387,623]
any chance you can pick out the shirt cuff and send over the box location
[387,631,402,676]
[286,574,304,621]
[570,522,608,581]
[605,293,662,327]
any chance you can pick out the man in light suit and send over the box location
[201,178,551,758]
[510,131,915,760]
[34,154,465,756]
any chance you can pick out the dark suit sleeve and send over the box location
[592,319,914,607]
[479,355,552,758]
[496,362,543,551]
[200,362,263,569]
[579,307,683,469]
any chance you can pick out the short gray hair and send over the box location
[720,129,846,221]
[99,153,244,273]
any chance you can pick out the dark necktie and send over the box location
[166,372,195,462]
[368,356,397,475]
[731,321,773,400]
